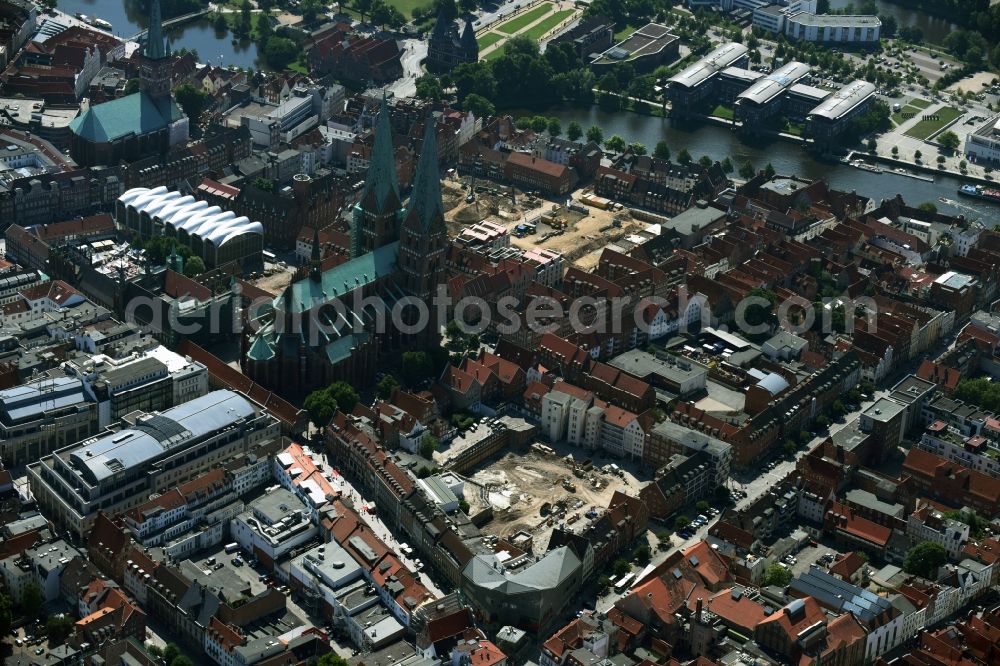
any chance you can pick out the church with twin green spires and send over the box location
[69,0,189,166]
[243,97,450,394]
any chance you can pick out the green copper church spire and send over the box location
[360,91,401,215]
[145,0,168,61]
[405,114,446,233]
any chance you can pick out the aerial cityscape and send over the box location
[1,0,1000,665]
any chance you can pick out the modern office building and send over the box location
[0,375,100,468]
[734,61,810,129]
[27,390,280,538]
[668,43,749,118]
[116,186,264,270]
[591,23,680,73]
[806,79,877,148]
[964,115,1000,166]
[784,13,881,45]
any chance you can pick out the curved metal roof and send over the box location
[737,61,810,106]
[807,80,876,121]
[119,187,263,248]
[69,390,256,485]
[669,43,748,90]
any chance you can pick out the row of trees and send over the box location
[954,377,1000,413]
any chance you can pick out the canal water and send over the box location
[57,0,263,69]
[827,0,959,46]
[534,104,1000,222]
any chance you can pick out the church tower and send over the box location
[398,116,449,301]
[351,92,403,257]
[140,0,172,100]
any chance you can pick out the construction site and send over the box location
[442,178,649,271]
[464,443,641,554]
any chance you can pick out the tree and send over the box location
[816,414,830,429]
[613,558,631,577]
[674,515,691,531]
[698,155,713,168]
[677,148,692,164]
[530,115,549,133]
[764,162,776,179]
[784,438,797,455]
[762,563,792,587]
[938,130,960,151]
[914,149,922,162]
[597,575,611,590]
[328,381,359,412]
[46,613,73,643]
[721,156,733,173]
[435,0,459,22]
[252,176,275,192]
[124,78,140,94]
[696,500,711,513]
[213,13,228,32]
[264,36,299,70]
[867,137,877,153]
[420,433,438,460]
[163,644,181,666]
[376,375,399,399]
[633,544,650,563]
[586,125,603,144]
[739,160,756,180]
[904,541,948,578]
[353,0,374,22]
[301,0,324,22]
[462,93,494,120]
[629,142,647,155]
[657,531,672,543]
[415,75,444,100]
[402,351,435,387]
[171,657,194,666]
[237,0,253,36]
[653,140,671,161]
[184,255,206,277]
[547,118,562,137]
[918,202,938,214]
[416,465,432,478]
[256,12,273,44]
[604,135,626,153]
[304,389,337,425]
[458,499,471,514]
[318,655,350,666]
[567,121,583,141]
[173,83,210,124]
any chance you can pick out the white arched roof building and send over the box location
[117,187,264,269]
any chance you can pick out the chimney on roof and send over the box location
[696,597,703,623]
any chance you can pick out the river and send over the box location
[828,0,959,46]
[56,0,263,69]
[534,104,999,222]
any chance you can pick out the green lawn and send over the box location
[496,3,551,34]
[711,104,733,120]
[477,31,504,49]
[904,105,963,140]
[892,105,920,125]
[910,98,931,110]
[614,23,638,40]
[484,44,506,60]
[521,9,574,41]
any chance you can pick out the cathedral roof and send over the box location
[278,240,400,313]
[70,92,183,143]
